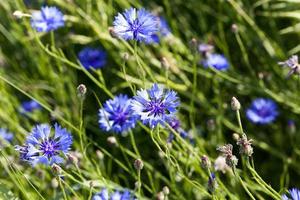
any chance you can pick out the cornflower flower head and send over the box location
[98,94,138,134]
[92,188,136,200]
[246,98,278,124]
[0,128,13,143]
[217,144,238,168]
[15,123,72,166]
[131,83,179,129]
[31,6,64,32]
[282,188,300,200]
[278,55,300,77]
[78,47,107,70]
[236,134,253,157]
[202,53,229,71]
[113,7,158,42]
[20,100,41,113]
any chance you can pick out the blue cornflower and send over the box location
[20,100,41,113]
[131,84,179,128]
[113,7,158,42]
[202,53,229,71]
[99,95,137,134]
[92,188,135,200]
[78,47,107,70]
[282,188,300,200]
[16,123,72,166]
[0,128,13,143]
[31,6,64,32]
[246,98,278,124]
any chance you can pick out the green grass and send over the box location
[0,0,300,199]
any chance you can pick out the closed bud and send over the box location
[67,154,78,165]
[231,97,241,111]
[200,155,211,169]
[107,136,117,146]
[208,173,218,193]
[232,133,240,141]
[207,119,216,131]
[160,57,170,70]
[108,27,117,38]
[51,178,59,188]
[190,38,198,50]
[123,52,129,61]
[156,192,164,200]
[96,150,104,160]
[231,24,238,33]
[77,84,87,98]
[162,186,170,195]
[13,10,31,19]
[134,181,141,190]
[52,164,62,175]
[134,159,144,170]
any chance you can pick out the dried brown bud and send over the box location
[134,159,144,170]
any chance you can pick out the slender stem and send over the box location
[236,110,244,134]
[58,177,68,200]
[134,41,146,87]
[137,169,141,196]
[233,167,255,200]
[129,130,141,158]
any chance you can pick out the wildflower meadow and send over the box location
[1,0,300,199]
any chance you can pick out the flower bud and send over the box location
[207,119,216,131]
[52,164,62,175]
[123,52,129,61]
[162,186,170,195]
[67,154,78,166]
[108,27,117,38]
[77,84,87,98]
[156,192,164,200]
[208,173,218,193]
[134,159,144,170]
[160,57,170,70]
[200,155,211,169]
[107,136,117,146]
[232,133,240,141]
[231,97,241,111]
[96,150,104,160]
[51,178,59,188]
[231,24,238,33]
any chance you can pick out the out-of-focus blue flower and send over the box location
[282,188,300,200]
[20,100,41,113]
[246,98,278,124]
[0,128,13,142]
[113,7,158,42]
[31,6,64,32]
[78,47,107,70]
[92,188,135,200]
[15,123,72,166]
[149,17,171,43]
[99,95,137,134]
[202,53,229,71]
[208,173,217,193]
[131,83,179,128]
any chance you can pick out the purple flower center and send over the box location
[257,108,271,117]
[130,19,141,39]
[40,139,59,158]
[146,99,165,117]
[110,107,129,126]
